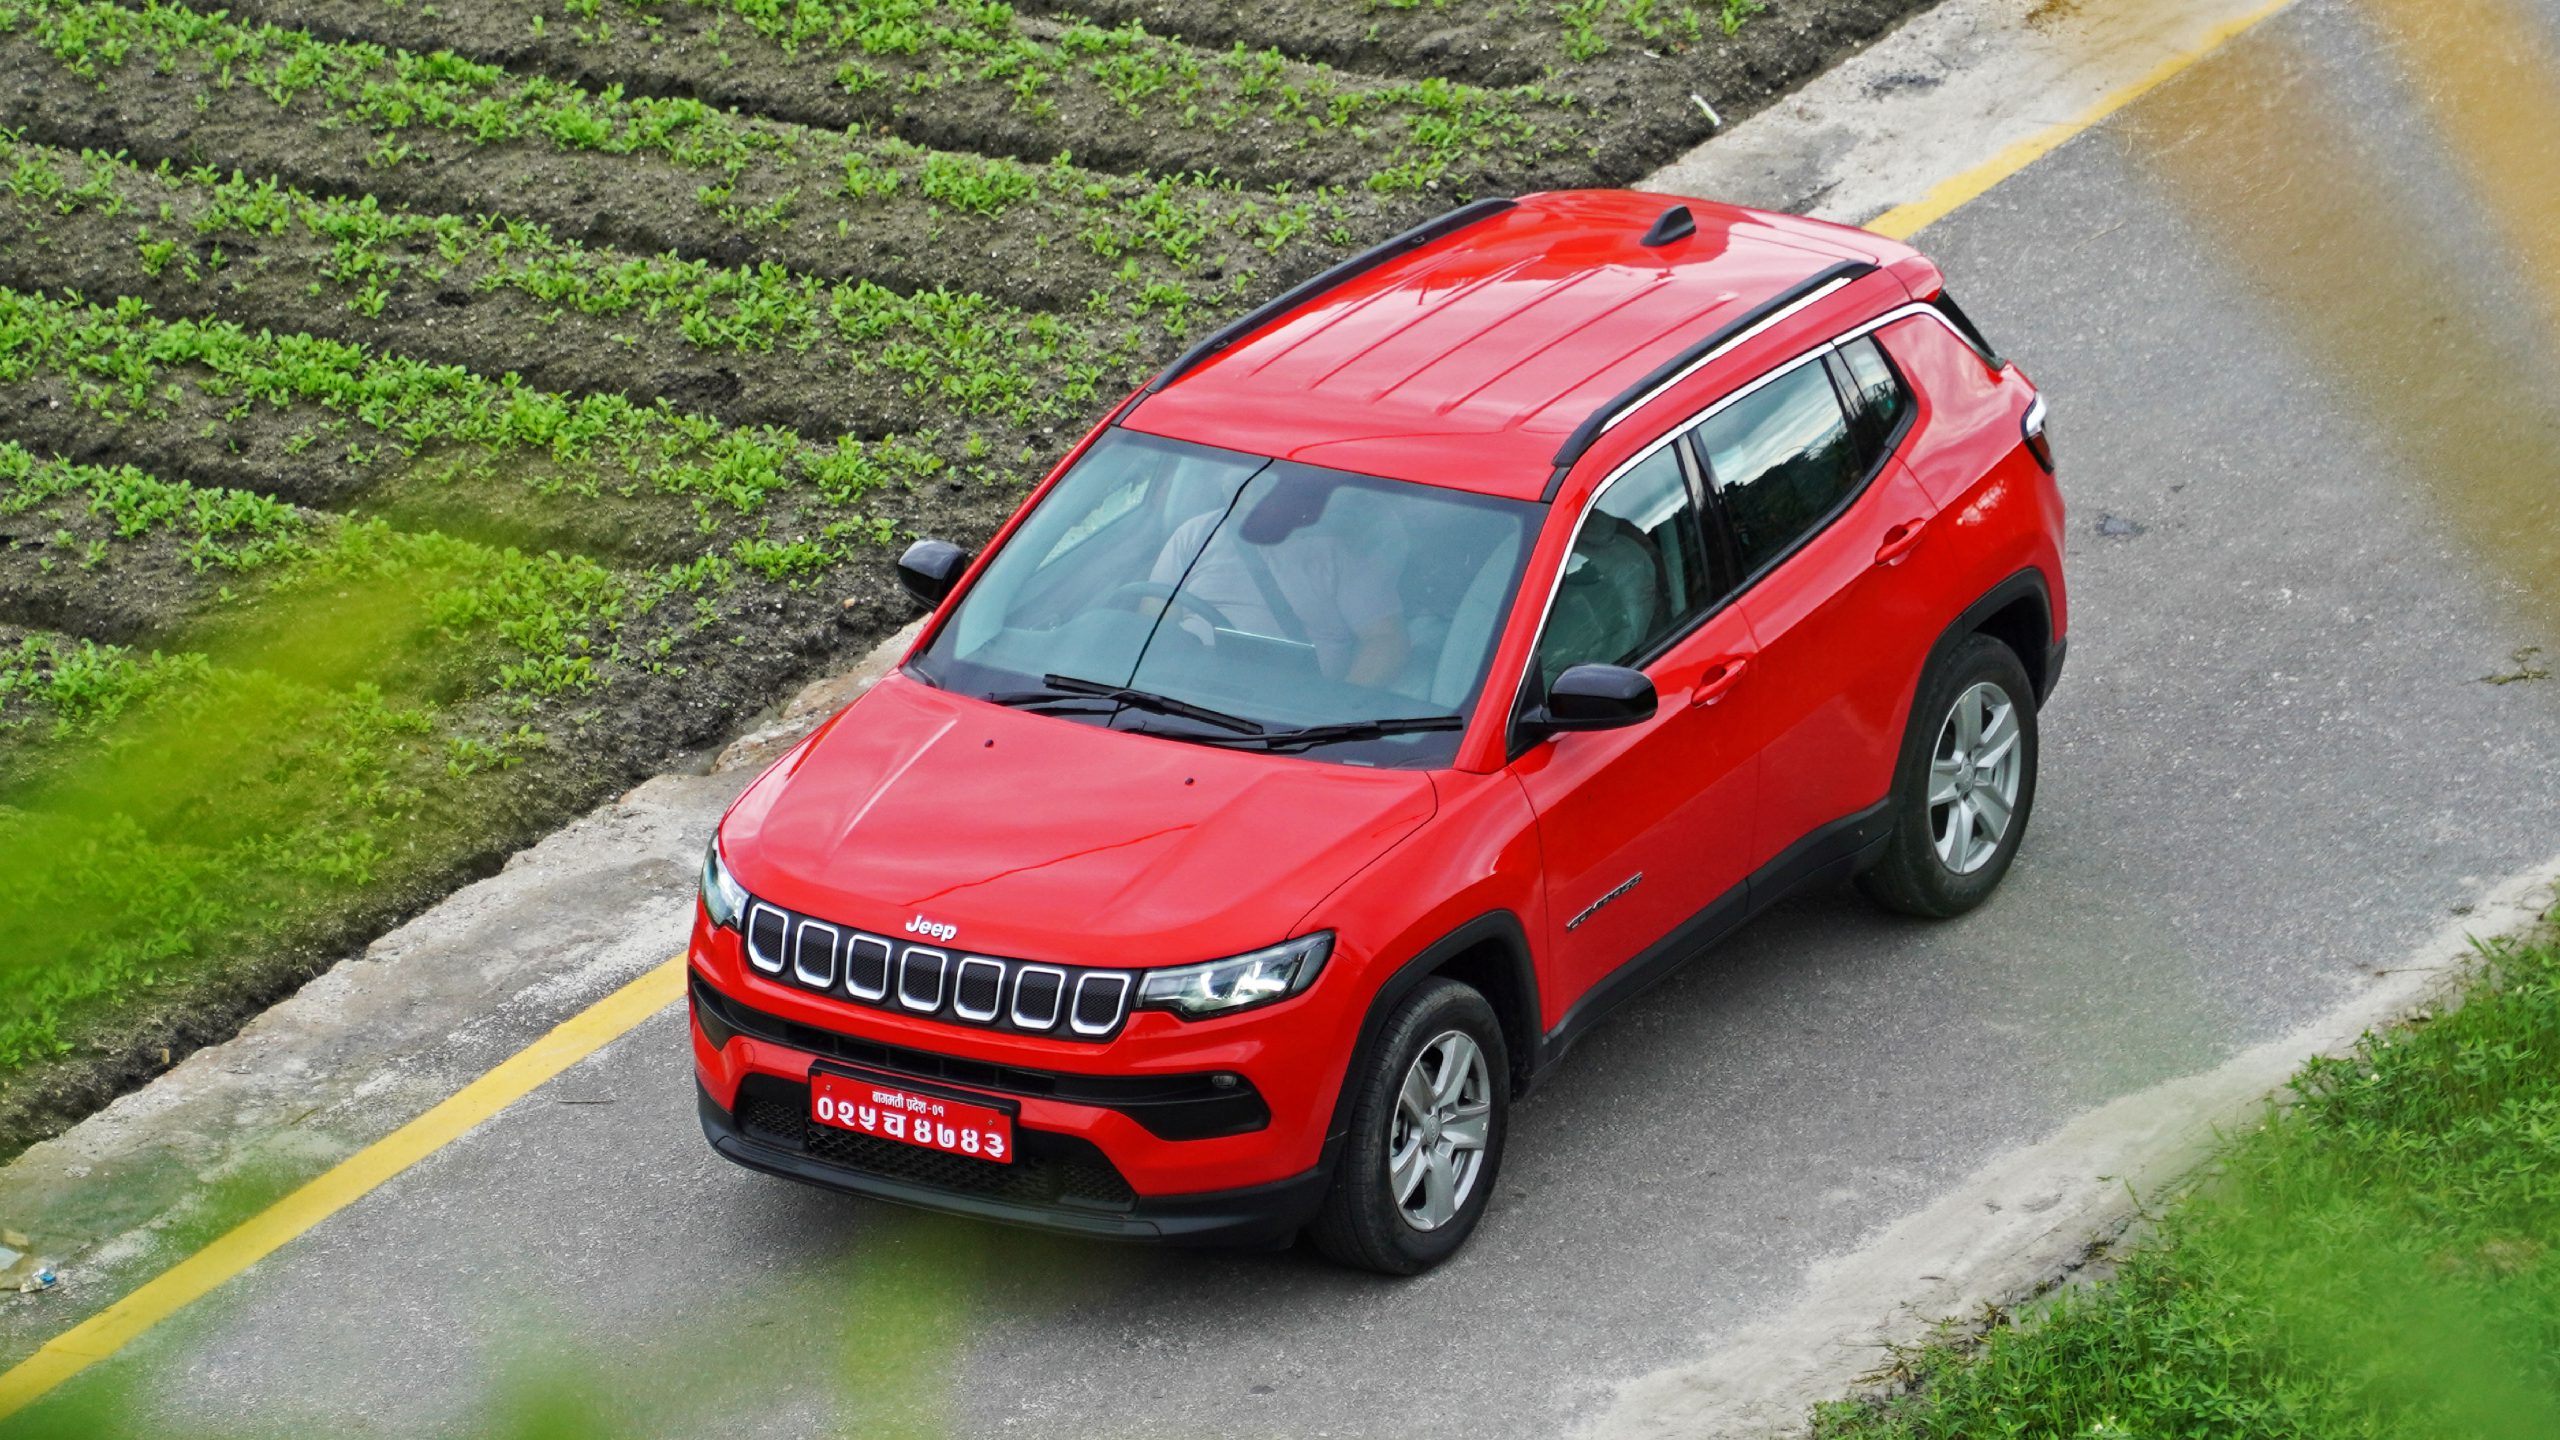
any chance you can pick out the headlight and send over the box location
[1135,933,1332,1018]
[699,836,748,930]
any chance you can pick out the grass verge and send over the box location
[1813,918,2560,1439]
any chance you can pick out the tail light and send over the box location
[2021,393,2054,473]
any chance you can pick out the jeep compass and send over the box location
[690,191,2067,1273]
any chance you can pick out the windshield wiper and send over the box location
[983,673,1264,735]
[1184,714,1466,752]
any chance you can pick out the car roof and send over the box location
[1122,190,1911,502]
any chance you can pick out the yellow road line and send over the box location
[0,955,688,1425]
[0,2,2318,1423]
[1865,0,2298,241]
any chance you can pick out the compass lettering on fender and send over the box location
[1564,873,1643,932]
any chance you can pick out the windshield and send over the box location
[910,430,1541,767]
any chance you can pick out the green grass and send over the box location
[1813,922,2560,1439]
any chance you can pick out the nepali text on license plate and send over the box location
[809,1071,1013,1164]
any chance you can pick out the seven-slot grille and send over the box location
[742,900,1134,1040]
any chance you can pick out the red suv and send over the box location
[691,191,2065,1273]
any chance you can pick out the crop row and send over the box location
[1013,0,1773,86]
[0,280,1035,785]
[0,282,994,553]
[201,0,1583,195]
[0,623,196,751]
[0,278,1037,735]
[0,437,646,689]
[0,135,1174,442]
[0,0,1384,312]
[1005,0,1924,188]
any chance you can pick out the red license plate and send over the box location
[810,1070,1014,1164]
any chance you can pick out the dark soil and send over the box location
[1,366,710,563]
[216,0,1585,193]
[1017,0,1936,177]
[0,29,1380,315]
[0,149,1149,445]
[0,502,239,645]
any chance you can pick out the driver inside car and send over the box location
[1144,479,1410,687]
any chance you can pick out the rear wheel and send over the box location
[1309,978,1508,1275]
[1859,633,2039,918]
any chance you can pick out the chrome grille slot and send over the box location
[1071,973,1132,1036]
[1010,966,1065,1030]
[745,904,790,975]
[845,935,892,1000]
[792,920,840,989]
[898,947,948,1012]
[952,958,1004,1021]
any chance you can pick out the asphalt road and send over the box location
[35,1,2560,1434]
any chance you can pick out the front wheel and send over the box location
[1309,978,1508,1275]
[1858,632,2040,919]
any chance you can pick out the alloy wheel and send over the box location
[1928,680,2023,875]
[1388,1030,1493,1231]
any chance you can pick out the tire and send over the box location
[1309,978,1509,1275]
[1858,632,2040,919]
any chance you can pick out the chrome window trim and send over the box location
[1507,301,1969,743]
[744,902,790,975]
[1010,964,1069,1030]
[1594,274,1858,439]
[1069,972,1133,1036]
[791,919,841,990]
[897,946,948,1012]
[843,934,892,1001]
[951,956,1007,1022]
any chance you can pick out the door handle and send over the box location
[1874,517,1930,566]
[1690,656,1751,707]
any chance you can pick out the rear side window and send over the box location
[1694,360,1862,579]
[1534,444,1711,685]
[1930,293,2003,368]
[1836,337,1911,468]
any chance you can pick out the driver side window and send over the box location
[1534,444,1710,687]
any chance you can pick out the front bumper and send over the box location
[691,905,1360,1197]
[698,1081,1328,1246]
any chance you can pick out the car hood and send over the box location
[722,674,1438,965]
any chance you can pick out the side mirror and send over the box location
[896,539,972,609]
[1527,664,1656,736]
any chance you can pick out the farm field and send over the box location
[0,0,1928,1159]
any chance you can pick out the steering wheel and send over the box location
[1106,580,1237,633]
